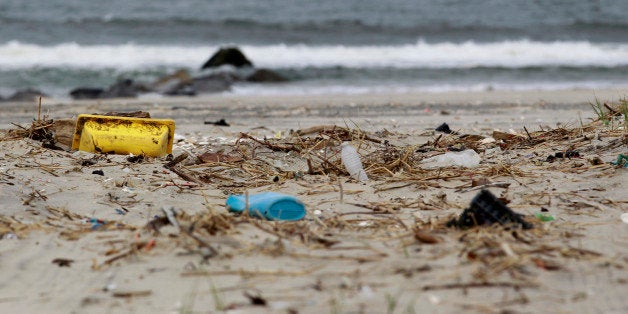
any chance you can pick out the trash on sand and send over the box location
[340,142,369,181]
[447,190,533,229]
[51,258,74,267]
[72,114,175,157]
[92,170,104,176]
[535,213,555,222]
[204,118,230,126]
[161,206,180,232]
[621,213,628,224]
[546,150,580,162]
[3,233,18,240]
[611,154,628,168]
[421,149,480,169]
[226,192,306,221]
[90,218,106,230]
[435,122,453,134]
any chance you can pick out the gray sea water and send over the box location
[1,0,628,97]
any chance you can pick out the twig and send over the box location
[338,178,344,203]
[164,152,188,169]
[168,167,204,186]
[112,290,152,298]
[523,126,532,141]
[37,96,42,122]
[238,132,301,152]
[182,224,219,258]
[422,282,537,291]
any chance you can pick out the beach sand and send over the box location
[0,89,627,313]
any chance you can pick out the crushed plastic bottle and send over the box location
[340,142,369,181]
[421,149,481,169]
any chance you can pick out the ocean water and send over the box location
[1,0,628,97]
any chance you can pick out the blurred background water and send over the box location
[1,0,627,97]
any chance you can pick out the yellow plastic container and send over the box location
[72,114,175,157]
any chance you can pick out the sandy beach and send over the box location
[1,89,627,313]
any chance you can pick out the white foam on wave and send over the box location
[1,39,628,70]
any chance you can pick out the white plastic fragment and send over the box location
[340,142,369,181]
[421,149,481,169]
[3,233,17,240]
[621,213,628,224]
[479,137,496,144]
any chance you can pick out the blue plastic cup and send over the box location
[226,192,306,221]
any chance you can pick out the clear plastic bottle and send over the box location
[341,142,369,181]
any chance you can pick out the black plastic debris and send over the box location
[546,150,580,162]
[447,190,533,229]
[127,154,145,163]
[204,118,230,127]
[435,122,453,134]
[92,170,104,176]
[80,158,98,166]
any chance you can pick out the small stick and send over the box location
[37,96,42,122]
[338,178,344,203]
[422,282,536,291]
[604,102,620,115]
[168,167,204,185]
[523,126,532,141]
[164,152,189,169]
[113,290,152,298]
[433,134,443,147]
[182,225,219,257]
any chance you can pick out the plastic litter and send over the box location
[340,142,369,181]
[226,192,306,221]
[447,190,533,229]
[621,213,628,224]
[435,122,453,134]
[3,233,18,240]
[421,149,481,169]
[611,154,628,168]
[204,118,230,126]
[535,213,555,222]
[90,218,106,230]
[72,114,175,157]
[546,150,580,162]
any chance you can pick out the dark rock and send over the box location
[201,47,253,69]
[164,84,197,96]
[70,88,105,100]
[192,72,237,94]
[246,69,287,83]
[6,88,47,102]
[152,69,195,96]
[103,79,147,98]
[447,190,533,229]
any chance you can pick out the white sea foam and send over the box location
[1,40,628,70]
